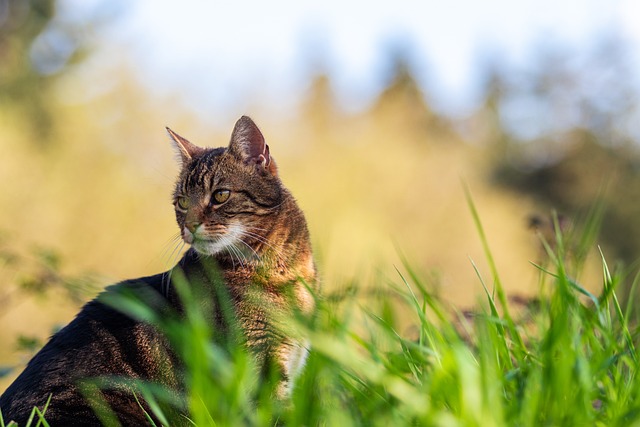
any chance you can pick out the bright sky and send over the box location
[77,0,640,118]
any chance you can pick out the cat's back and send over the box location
[0,273,177,426]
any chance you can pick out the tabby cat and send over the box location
[0,116,317,425]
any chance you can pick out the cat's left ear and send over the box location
[228,116,277,176]
[166,127,205,165]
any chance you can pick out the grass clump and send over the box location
[4,201,640,426]
[112,207,640,426]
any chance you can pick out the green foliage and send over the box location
[0,394,50,427]
[0,239,98,379]
[4,201,640,426]
[0,0,58,138]
[0,241,98,305]
[46,214,637,426]
[0,0,119,141]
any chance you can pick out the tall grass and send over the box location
[3,201,640,426]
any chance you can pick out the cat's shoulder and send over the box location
[86,271,173,320]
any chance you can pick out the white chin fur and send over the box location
[189,224,245,256]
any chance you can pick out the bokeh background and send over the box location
[2,0,640,390]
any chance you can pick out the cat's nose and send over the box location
[186,221,201,233]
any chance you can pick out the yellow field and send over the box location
[0,75,604,392]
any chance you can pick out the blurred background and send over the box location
[2,0,640,389]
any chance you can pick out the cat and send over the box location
[0,116,317,426]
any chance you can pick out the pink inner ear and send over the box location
[230,116,271,166]
[257,145,271,167]
[244,126,269,163]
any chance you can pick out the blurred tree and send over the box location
[0,0,119,143]
[0,0,56,139]
[371,46,454,142]
[302,72,336,136]
[484,33,640,269]
[473,60,513,166]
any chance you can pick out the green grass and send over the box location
[4,200,640,426]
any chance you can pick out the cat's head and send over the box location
[167,116,285,258]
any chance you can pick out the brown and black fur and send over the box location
[0,116,317,425]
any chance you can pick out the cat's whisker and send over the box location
[232,238,253,266]
[235,238,261,263]
[164,236,185,269]
[226,243,245,269]
[225,247,237,270]
[159,232,183,265]
[263,198,288,211]
[239,230,286,262]
[242,225,276,240]
[233,246,248,268]
[165,241,186,297]
[244,225,269,232]
[235,241,256,261]
[160,238,183,297]
[238,228,268,243]
[152,232,182,272]
[241,236,277,258]
[241,228,285,255]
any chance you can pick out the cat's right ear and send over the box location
[166,127,204,165]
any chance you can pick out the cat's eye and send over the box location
[176,196,190,210]
[213,189,230,205]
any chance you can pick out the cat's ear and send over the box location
[166,127,205,165]
[228,116,277,176]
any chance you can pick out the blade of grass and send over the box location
[463,183,526,353]
[599,247,638,363]
[530,261,600,309]
[395,249,448,322]
[469,257,514,372]
[133,392,159,427]
[624,268,640,326]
